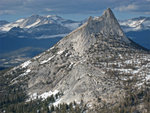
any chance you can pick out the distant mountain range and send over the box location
[0,15,149,43]
[0,15,149,70]
[0,15,81,31]
[0,15,81,38]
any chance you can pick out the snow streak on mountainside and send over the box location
[2,8,150,110]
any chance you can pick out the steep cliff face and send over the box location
[3,8,150,108]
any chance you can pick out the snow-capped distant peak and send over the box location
[120,19,145,28]
[0,14,80,32]
[119,17,150,32]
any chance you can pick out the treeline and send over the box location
[0,94,84,113]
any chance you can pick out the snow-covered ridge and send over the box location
[0,15,81,32]
[119,17,150,32]
[1,14,149,33]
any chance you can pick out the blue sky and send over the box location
[0,0,150,21]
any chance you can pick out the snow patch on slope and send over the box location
[27,90,59,101]
[39,90,59,100]
[40,55,55,64]
[21,60,31,68]
[20,69,31,76]
[146,74,150,81]
[11,69,31,83]
[57,50,64,55]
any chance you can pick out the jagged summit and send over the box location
[57,8,131,54]
[87,8,129,41]
[103,8,115,18]
[2,8,150,111]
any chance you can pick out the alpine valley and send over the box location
[0,9,150,113]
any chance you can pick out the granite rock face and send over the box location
[4,8,150,107]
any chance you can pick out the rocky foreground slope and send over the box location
[1,8,150,112]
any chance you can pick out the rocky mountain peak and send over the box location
[2,8,150,111]
[86,8,129,42]
[58,8,131,54]
[102,8,114,18]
